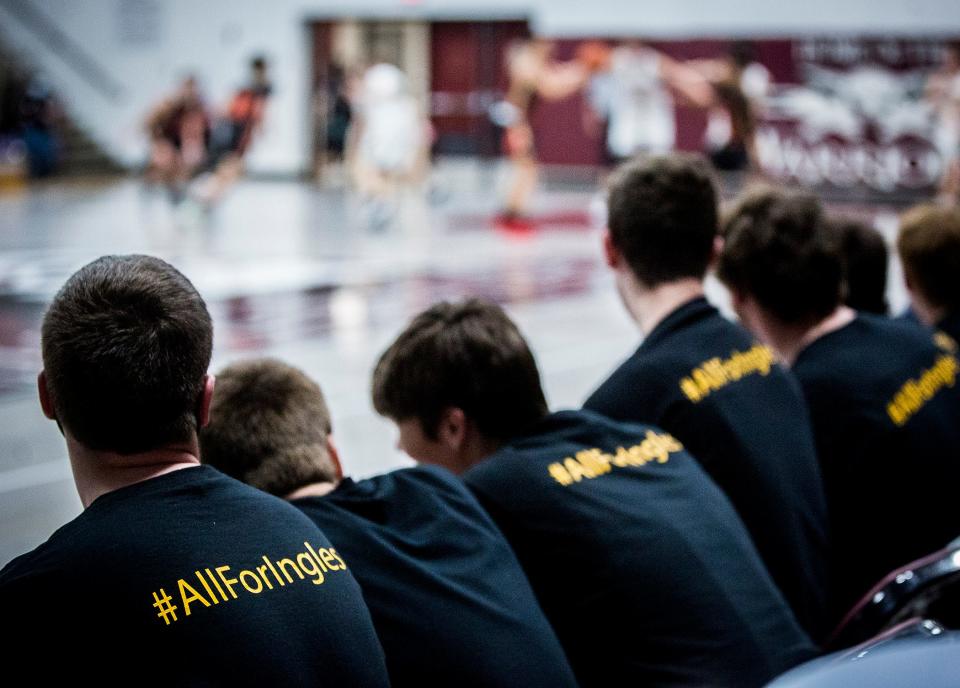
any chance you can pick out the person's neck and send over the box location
[285,480,339,501]
[66,434,202,508]
[452,426,508,475]
[910,295,946,329]
[773,305,856,366]
[621,276,704,336]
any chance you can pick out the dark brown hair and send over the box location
[834,217,888,315]
[41,254,212,454]
[200,358,338,496]
[606,154,719,287]
[372,299,548,441]
[898,205,960,313]
[718,187,842,325]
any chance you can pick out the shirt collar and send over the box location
[639,296,714,352]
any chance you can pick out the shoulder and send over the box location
[338,466,494,523]
[647,309,758,365]
[871,313,939,340]
[389,467,509,534]
[0,549,60,633]
[585,349,668,412]
[857,313,936,342]
[391,466,489,511]
[678,309,760,354]
[206,469,310,511]
[804,316,942,370]
[346,465,472,501]
[466,410,681,482]
[0,548,42,588]
[574,407,673,440]
[468,412,706,508]
[390,464,470,493]
[0,513,88,594]
[797,315,954,402]
[172,469,328,541]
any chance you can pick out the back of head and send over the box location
[200,358,338,496]
[41,255,212,454]
[606,154,719,287]
[372,299,548,442]
[834,217,889,315]
[718,187,842,326]
[898,205,960,315]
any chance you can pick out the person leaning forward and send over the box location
[200,356,578,688]
[372,297,816,688]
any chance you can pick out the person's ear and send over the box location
[196,375,216,429]
[325,435,345,482]
[729,287,748,317]
[729,290,770,341]
[710,235,725,267]
[38,370,56,420]
[436,407,467,452]
[602,230,622,269]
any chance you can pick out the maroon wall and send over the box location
[430,20,529,156]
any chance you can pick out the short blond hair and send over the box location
[898,205,960,313]
[200,358,338,496]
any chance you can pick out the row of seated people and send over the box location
[1,154,959,686]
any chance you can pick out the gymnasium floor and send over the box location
[0,160,912,566]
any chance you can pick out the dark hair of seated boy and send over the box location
[833,216,889,315]
[372,297,816,688]
[200,357,578,688]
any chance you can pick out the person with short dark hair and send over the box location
[834,217,889,315]
[201,357,578,688]
[718,189,960,621]
[0,255,390,685]
[898,205,960,342]
[373,298,816,688]
[584,156,830,641]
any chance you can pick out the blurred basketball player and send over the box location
[144,75,209,201]
[926,41,960,206]
[496,39,591,223]
[350,63,430,199]
[587,41,712,164]
[691,42,771,171]
[194,56,272,207]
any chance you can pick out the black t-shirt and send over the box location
[464,409,816,688]
[0,465,390,686]
[584,296,830,640]
[293,465,577,688]
[792,314,960,618]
